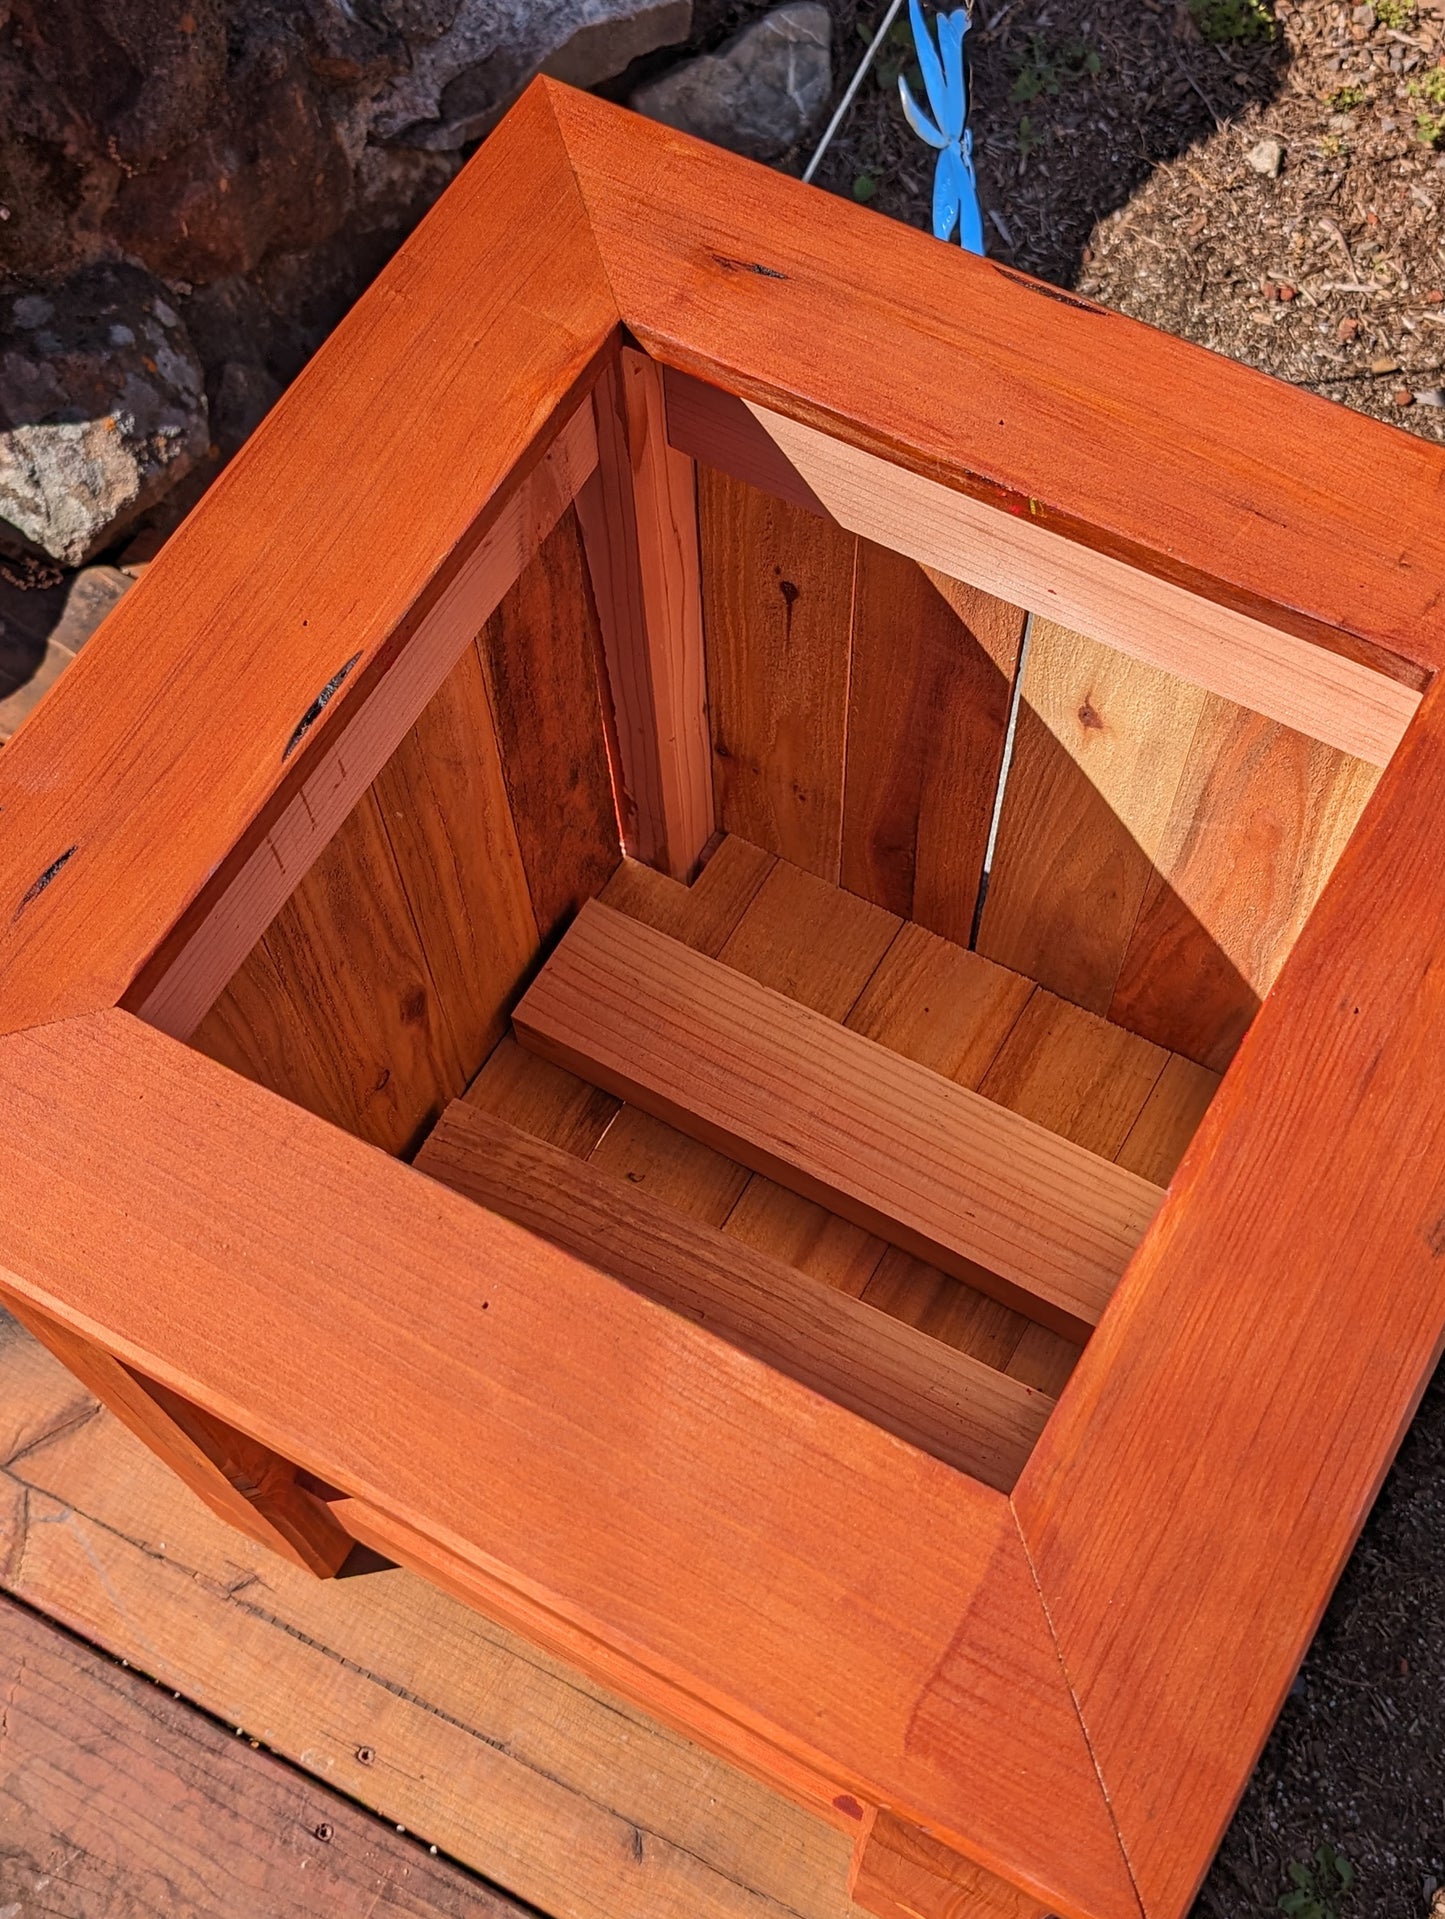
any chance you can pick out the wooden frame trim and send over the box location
[0,76,1443,1919]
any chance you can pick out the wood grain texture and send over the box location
[1016,680,1445,1919]
[0,1592,529,1919]
[716,856,899,1018]
[0,85,618,1039]
[477,506,622,946]
[0,1010,1137,1919]
[417,1104,1053,1491]
[842,545,1023,944]
[127,403,594,1045]
[663,364,830,516]
[577,349,712,878]
[853,1812,1050,1919]
[191,788,466,1158]
[552,83,1437,692]
[0,1317,858,1919]
[599,835,774,953]
[5,1297,350,1578]
[515,901,1164,1339]
[700,467,857,878]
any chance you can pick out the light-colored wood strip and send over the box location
[1114,1053,1222,1187]
[514,901,1165,1340]
[463,1034,620,1158]
[0,1321,853,1919]
[130,399,597,1042]
[417,1104,1053,1492]
[477,507,622,946]
[978,621,1208,1015]
[577,350,713,878]
[1107,703,1380,1070]
[744,401,1417,766]
[700,469,857,878]
[717,858,900,1019]
[372,639,540,1085]
[3,1296,349,1577]
[842,544,1024,945]
[192,787,466,1157]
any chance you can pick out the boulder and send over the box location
[0,265,209,567]
[631,3,832,162]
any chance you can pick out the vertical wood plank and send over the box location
[978,622,1207,1011]
[699,469,856,879]
[1107,703,1380,1069]
[192,787,466,1157]
[479,507,623,945]
[576,351,713,879]
[3,1294,350,1577]
[842,548,1024,943]
[372,641,540,1087]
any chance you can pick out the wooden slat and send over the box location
[128,403,594,1044]
[1114,1054,1221,1186]
[700,469,857,878]
[1106,702,1380,1070]
[192,787,466,1158]
[577,349,713,878]
[3,1296,350,1577]
[0,1321,855,1919]
[417,1104,1053,1491]
[0,1592,533,1919]
[514,901,1165,1340]
[841,544,1025,944]
[978,621,1208,1017]
[477,506,622,947]
[465,1033,620,1156]
[977,992,1167,1160]
[371,637,540,1083]
[716,857,899,1019]
[599,835,774,954]
[0,1007,1139,1919]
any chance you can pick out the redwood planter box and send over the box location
[1,80,1441,1919]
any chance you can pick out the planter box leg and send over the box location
[852,1811,1052,1919]
[5,1295,351,1577]
[577,347,713,881]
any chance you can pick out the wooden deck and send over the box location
[0,1305,858,1919]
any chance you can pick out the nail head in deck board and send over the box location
[0,1324,847,1919]
[842,544,1025,943]
[0,1010,1138,1919]
[577,349,713,879]
[0,1592,531,1919]
[700,467,857,879]
[417,1104,1052,1491]
[514,900,1165,1339]
[477,506,623,947]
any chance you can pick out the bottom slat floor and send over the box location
[463,835,1220,1405]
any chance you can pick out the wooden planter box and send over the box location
[2,80,1442,1919]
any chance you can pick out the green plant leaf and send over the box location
[1290,1863,1315,1889]
[852,173,877,202]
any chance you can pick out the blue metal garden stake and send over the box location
[899,0,985,254]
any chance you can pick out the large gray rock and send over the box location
[0,265,209,567]
[631,3,831,161]
[372,0,694,149]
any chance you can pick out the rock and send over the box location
[1246,136,1284,176]
[631,3,832,161]
[1415,386,1445,406]
[1370,353,1401,373]
[0,563,131,740]
[0,264,209,567]
[372,1,694,150]
[209,360,284,459]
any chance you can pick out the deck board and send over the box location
[0,1310,858,1919]
[0,1588,527,1919]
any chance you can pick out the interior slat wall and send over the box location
[191,507,621,1156]
[698,469,1026,926]
[978,621,1381,1071]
